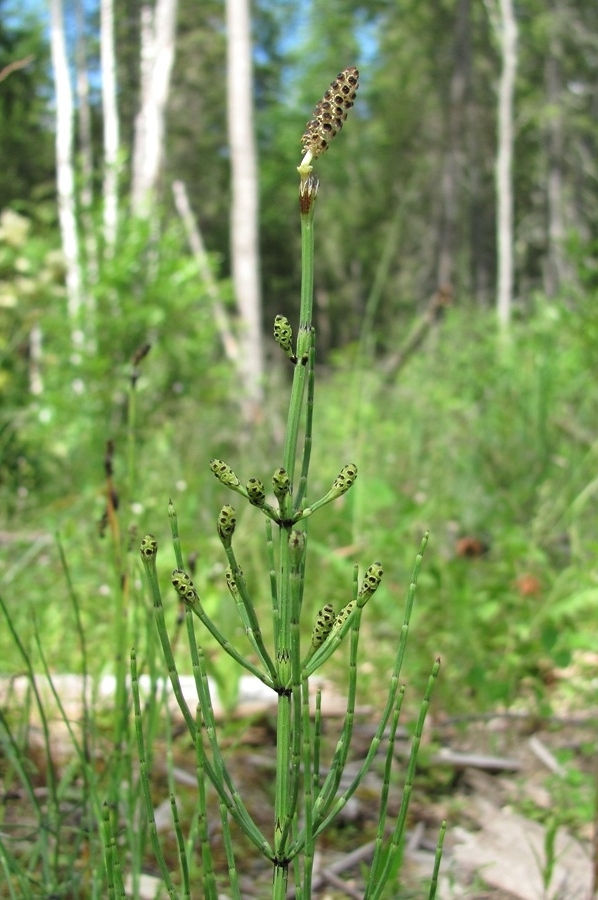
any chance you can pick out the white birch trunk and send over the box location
[49,0,84,351]
[74,0,95,228]
[74,0,98,344]
[494,0,517,330]
[131,0,178,215]
[544,41,571,296]
[172,180,239,365]
[29,323,44,396]
[226,0,264,419]
[101,0,120,248]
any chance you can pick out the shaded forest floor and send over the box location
[2,656,595,899]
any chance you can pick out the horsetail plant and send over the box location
[139,67,443,898]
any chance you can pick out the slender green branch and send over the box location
[195,711,218,900]
[141,539,196,738]
[301,675,315,897]
[368,689,405,880]
[282,176,317,490]
[428,821,447,900]
[141,536,272,852]
[222,545,278,681]
[366,658,441,900]
[137,65,444,900]
[186,613,272,856]
[312,689,323,800]
[170,794,190,900]
[219,794,241,900]
[294,337,315,512]
[272,175,319,900]
[101,802,118,900]
[302,560,382,675]
[266,518,278,625]
[171,567,274,687]
[309,676,405,842]
[168,499,185,569]
[165,703,191,900]
[131,648,180,899]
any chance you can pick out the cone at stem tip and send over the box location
[140,534,158,559]
[171,569,198,605]
[299,66,359,171]
[217,505,236,545]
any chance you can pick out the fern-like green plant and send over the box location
[138,67,444,899]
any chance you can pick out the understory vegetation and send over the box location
[1,0,598,886]
[2,294,596,714]
[1,240,597,896]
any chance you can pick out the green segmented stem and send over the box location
[138,70,440,895]
[273,527,293,890]
[141,546,196,737]
[291,601,362,857]
[170,794,189,899]
[312,679,405,842]
[312,689,323,800]
[188,626,243,898]
[293,338,315,512]
[131,648,180,899]
[172,568,274,687]
[195,711,218,900]
[101,801,120,900]
[168,500,185,569]
[391,532,429,682]
[166,708,191,900]
[307,535,427,842]
[368,689,404,882]
[186,614,272,857]
[141,542,271,853]
[365,658,441,900]
[219,792,241,900]
[301,674,315,897]
[282,175,317,492]
[428,821,447,900]
[275,530,305,852]
[221,544,278,683]
[266,518,278,626]
[271,174,318,900]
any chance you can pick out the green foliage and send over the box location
[2,2,598,885]
[305,301,598,710]
[127,95,443,897]
[0,208,64,494]
[0,209,231,511]
[0,3,55,211]
[3,281,597,715]
[4,0,598,353]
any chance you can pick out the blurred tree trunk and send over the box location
[101,0,120,249]
[131,0,178,214]
[543,9,571,298]
[226,0,264,422]
[49,0,85,351]
[172,179,239,365]
[74,0,98,287]
[436,0,470,292]
[491,0,518,331]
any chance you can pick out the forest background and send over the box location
[1,0,598,719]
